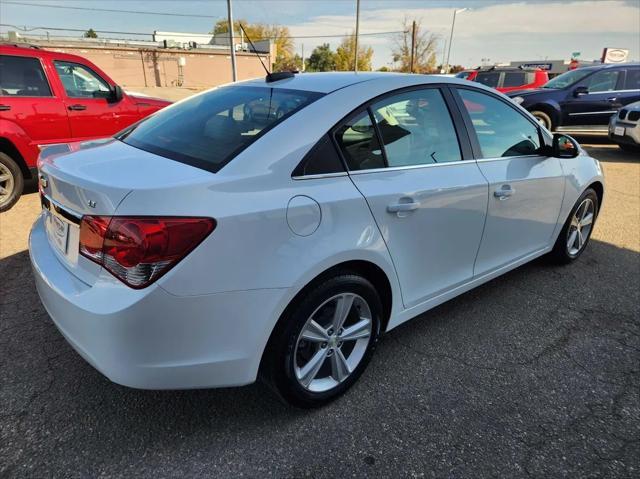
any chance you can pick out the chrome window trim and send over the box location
[475,154,543,164]
[347,158,477,175]
[292,172,348,181]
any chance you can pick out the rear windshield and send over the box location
[120,85,323,173]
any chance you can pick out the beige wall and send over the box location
[43,45,271,88]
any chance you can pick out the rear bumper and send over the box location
[29,215,286,389]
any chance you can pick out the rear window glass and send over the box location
[475,72,500,88]
[121,86,323,173]
[0,55,52,97]
[503,72,527,87]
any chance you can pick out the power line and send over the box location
[1,1,220,19]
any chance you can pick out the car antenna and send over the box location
[237,23,295,83]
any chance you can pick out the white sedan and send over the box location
[30,72,604,408]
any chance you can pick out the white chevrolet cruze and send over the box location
[31,73,604,407]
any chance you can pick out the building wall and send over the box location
[41,44,271,88]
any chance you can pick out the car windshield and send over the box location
[543,68,594,89]
[120,85,323,173]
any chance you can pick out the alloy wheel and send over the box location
[566,197,595,256]
[294,293,372,393]
[0,162,15,208]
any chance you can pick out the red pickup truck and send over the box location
[0,44,171,211]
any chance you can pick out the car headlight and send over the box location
[511,96,525,105]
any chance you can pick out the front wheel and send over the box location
[530,110,553,131]
[548,188,599,264]
[263,273,382,408]
[0,152,24,213]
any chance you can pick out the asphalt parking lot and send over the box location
[0,142,638,478]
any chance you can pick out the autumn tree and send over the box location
[392,18,439,73]
[305,43,336,72]
[212,20,295,72]
[335,33,373,71]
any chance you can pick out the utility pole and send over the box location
[409,20,416,73]
[445,8,467,74]
[354,0,360,72]
[226,0,237,82]
[440,38,447,73]
[301,43,305,72]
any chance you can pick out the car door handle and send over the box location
[606,97,618,102]
[68,104,87,111]
[0,104,11,111]
[494,185,515,200]
[387,200,420,214]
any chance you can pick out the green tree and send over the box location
[335,33,373,71]
[392,18,439,73]
[305,43,336,72]
[274,54,303,72]
[83,28,98,39]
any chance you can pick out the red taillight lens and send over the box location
[79,216,215,288]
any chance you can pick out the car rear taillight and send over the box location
[79,216,215,288]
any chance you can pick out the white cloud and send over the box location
[289,1,640,68]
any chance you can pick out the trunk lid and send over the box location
[38,139,211,285]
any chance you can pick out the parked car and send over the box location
[31,72,604,408]
[464,66,549,93]
[507,62,640,133]
[0,44,171,212]
[608,100,640,151]
[455,70,474,80]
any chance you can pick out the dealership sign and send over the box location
[601,48,629,64]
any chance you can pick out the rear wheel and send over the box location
[531,110,553,131]
[263,273,382,408]
[0,152,23,213]
[548,188,598,264]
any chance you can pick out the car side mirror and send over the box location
[109,85,124,103]
[552,133,579,158]
[573,85,589,97]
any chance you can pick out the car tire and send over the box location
[531,110,553,131]
[0,152,24,213]
[548,188,599,264]
[262,272,382,408]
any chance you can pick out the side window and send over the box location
[475,72,501,88]
[503,72,527,87]
[0,55,52,97]
[584,70,621,93]
[623,68,640,90]
[334,110,385,171]
[293,134,345,177]
[458,89,541,158]
[54,61,111,98]
[370,88,461,166]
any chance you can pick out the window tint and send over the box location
[334,110,385,171]
[0,55,51,97]
[54,61,111,98]
[370,89,461,166]
[584,70,620,93]
[122,86,322,173]
[503,72,527,87]
[475,72,500,88]
[458,89,541,158]
[293,134,345,176]
[623,68,640,90]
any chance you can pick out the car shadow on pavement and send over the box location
[1,238,638,477]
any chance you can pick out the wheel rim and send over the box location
[534,114,550,130]
[294,293,373,393]
[0,162,15,207]
[566,198,595,256]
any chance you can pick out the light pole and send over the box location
[226,0,237,82]
[354,0,360,72]
[444,8,467,74]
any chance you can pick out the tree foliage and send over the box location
[83,28,98,39]
[213,20,295,72]
[305,43,336,72]
[335,33,373,71]
[392,18,439,73]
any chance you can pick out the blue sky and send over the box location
[1,0,638,68]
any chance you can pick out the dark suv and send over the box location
[506,63,640,133]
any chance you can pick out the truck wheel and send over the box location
[531,110,553,131]
[0,152,24,213]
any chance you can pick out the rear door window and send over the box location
[475,72,501,88]
[0,55,52,97]
[503,72,527,87]
[121,86,322,173]
[623,68,640,90]
[334,110,385,171]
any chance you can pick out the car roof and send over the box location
[0,43,96,64]
[240,71,468,93]
[576,62,640,72]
